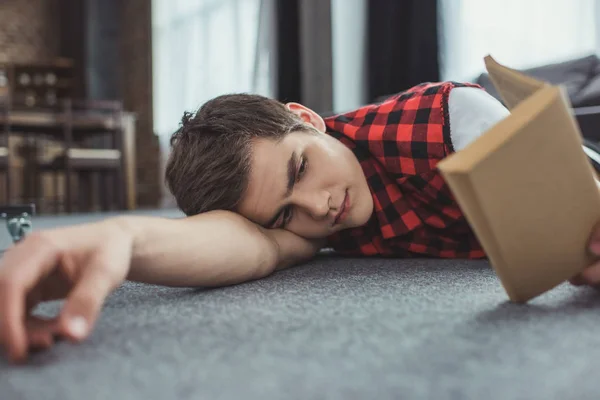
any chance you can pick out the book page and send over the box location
[484,55,547,110]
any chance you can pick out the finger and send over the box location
[29,337,54,353]
[579,263,600,286]
[57,258,115,343]
[581,221,600,287]
[27,329,55,352]
[0,234,62,363]
[26,316,58,351]
[588,220,600,256]
[569,274,586,286]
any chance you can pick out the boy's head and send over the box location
[165,93,373,239]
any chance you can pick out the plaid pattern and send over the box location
[324,81,486,259]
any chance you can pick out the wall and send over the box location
[0,0,60,63]
[120,0,162,208]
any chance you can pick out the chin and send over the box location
[346,215,368,229]
[342,213,369,230]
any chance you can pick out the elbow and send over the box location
[252,237,280,279]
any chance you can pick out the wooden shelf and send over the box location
[0,60,75,110]
[0,110,121,135]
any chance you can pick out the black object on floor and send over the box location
[1,210,600,400]
[0,203,35,254]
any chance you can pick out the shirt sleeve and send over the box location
[448,86,510,152]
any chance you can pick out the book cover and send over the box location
[438,57,600,303]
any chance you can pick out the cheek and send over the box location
[311,150,351,184]
[326,143,359,177]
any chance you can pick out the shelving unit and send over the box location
[0,59,74,110]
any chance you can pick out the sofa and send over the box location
[476,54,600,143]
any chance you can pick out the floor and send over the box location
[1,210,600,400]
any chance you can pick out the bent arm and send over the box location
[111,210,323,288]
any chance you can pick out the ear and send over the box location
[285,102,327,133]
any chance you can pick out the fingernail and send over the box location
[68,317,88,340]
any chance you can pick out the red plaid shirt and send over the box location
[324,82,486,259]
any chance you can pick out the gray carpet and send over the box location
[2,210,600,400]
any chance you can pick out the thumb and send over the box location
[589,221,600,257]
[58,263,116,343]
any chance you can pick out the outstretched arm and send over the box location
[0,210,323,363]
[120,210,324,287]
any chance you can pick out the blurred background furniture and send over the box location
[476,54,600,143]
[0,102,137,214]
[33,98,125,213]
[0,59,137,214]
[0,104,9,205]
[1,59,74,110]
[0,64,10,204]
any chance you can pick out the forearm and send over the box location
[110,211,279,287]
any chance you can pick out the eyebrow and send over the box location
[265,151,297,227]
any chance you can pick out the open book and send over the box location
[437,55,600,303]
[482,55,547,109]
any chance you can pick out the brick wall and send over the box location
[0,0,60,63]
[120,0,162,208]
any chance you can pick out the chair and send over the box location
[34,98,125,213]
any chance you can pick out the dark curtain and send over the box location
[366,0,440,102]
[58,0,121,101]
[274,0,302,103]
[85,0,122,101]
[58,0,88,99]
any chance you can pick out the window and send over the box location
[152,0,274,139]
[439,0,600,81]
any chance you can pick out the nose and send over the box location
[293,189,331,220]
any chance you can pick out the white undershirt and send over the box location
[447,87,510,151]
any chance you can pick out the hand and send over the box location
[0,218,133,363]
[569,221,600,287]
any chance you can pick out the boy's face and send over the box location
[237,103,374,239]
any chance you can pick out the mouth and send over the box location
[333,190,350,226]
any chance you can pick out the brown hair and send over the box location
[165,93,306,216]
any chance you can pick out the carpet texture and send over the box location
[1,210,600,400]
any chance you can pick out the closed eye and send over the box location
[278,155,308,229]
